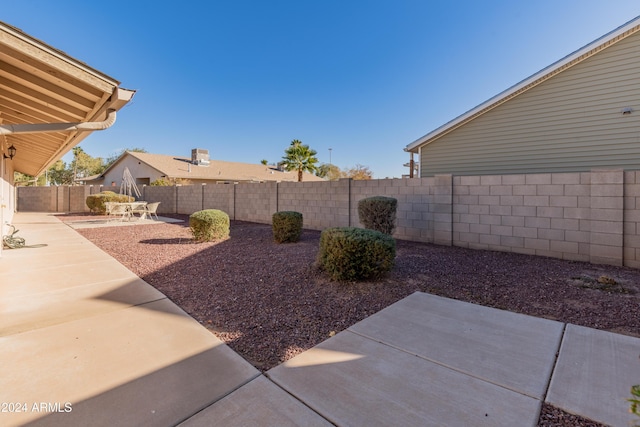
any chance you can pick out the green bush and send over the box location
[272,211,303,243]
[150,177,192,186]
[86,191,134,214]
[150,178,172,186]
[630,384,640,427]
[189,209,230,242]
[316,227,395,281]
[358,196,397,235]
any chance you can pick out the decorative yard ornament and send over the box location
[120,167,141,199]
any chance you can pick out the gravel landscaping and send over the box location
[62,214,640,427]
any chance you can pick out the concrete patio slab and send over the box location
[179,376,332,427]
[2,229,85,249]
[268,330,542,427]
[0,299,259,427]
[0,277,166,336]
[0,258,140,299]
[349,292,564,399]
[546,324,640,427]
[0,246,127,273]
[5,216,81,242]
[2,219,104,254]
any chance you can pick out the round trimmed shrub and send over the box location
[358,196,398,235]
[316,227,396,281]
[272,211,303,243]
[86,191,134,214]
[189,209,230,242]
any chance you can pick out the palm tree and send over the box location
[281,139,319,182]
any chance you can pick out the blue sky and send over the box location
[3,1,640,178]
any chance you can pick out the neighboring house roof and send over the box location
[101,151,325,182]
[405,15,640,153]
[75,173,101,183]
[0,21,135,176]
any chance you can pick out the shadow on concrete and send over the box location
[21,347,259,427]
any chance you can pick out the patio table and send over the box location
[128,202,149,220]
[110,202,148,221]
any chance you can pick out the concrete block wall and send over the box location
[234,182,277,224]
[17,187,57,212]
[69,186,91,213]
[16,170,640,267]
[432,175,453,246]
[176,185,203,215]
[624,171,640,268]
[452,170,626,266]
[55,187,66,212]
[142,186,176,215]
[590,170,623,266]
[203,184,234,218]
[278,179,350,230]
[453,173,588,261]
[88,186,100,195]
[350,177,437,243]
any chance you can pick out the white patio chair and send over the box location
[144,202,160,220]
[130,202,148,220]
[109,203,132,222]
[104,202,114,218]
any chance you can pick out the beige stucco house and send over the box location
[95,149,325,188]
[405,16,640,177]
[0,21,134,253]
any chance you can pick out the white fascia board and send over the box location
[404,15,640,153]
[0,21,121,87]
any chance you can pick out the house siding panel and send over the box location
[420,32,640,176]
[101,156,163,189]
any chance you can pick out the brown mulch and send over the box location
[61,214,640,427]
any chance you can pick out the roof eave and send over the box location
[0,21,121,88]
[34,87,136,176]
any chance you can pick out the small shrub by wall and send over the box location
[316,227,396,281]
[358,196,398,235]
[189,209,230,242]
[272,211,303,243]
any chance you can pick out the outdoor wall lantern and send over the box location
[3,144,16,160]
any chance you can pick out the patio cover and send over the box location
[0,21,135,177]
